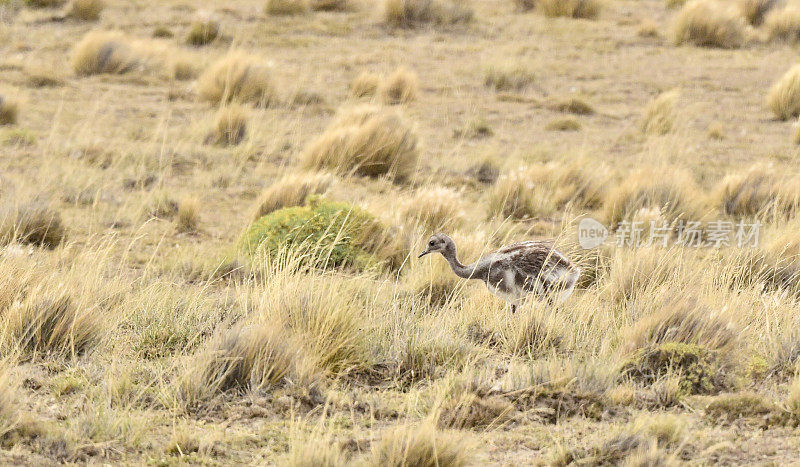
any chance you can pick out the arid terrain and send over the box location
[0,0,799,464]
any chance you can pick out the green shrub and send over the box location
[239,198,396,270]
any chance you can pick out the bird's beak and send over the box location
[418,249,431,258]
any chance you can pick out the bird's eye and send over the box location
[429,240,435,246]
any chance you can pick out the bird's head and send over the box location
[418,233,454,258]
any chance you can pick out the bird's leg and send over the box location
[510,303,517,314]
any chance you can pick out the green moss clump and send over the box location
[621,342,730,395]
[239,197,395,271]
[705,392,791,427]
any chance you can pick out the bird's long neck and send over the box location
[443,248,475,279]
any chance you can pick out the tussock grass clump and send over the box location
[0,204,66,248]
[602,249,680,303]
[704,392,788,426]
[637,18,660,37]
[764,5,800,43]
[67,0,103,21]
[71,31,139,76]
[401,187,464,232]
[370,422,471,466]
[4,291,103,360]
[176,197,200,233]
[537,0,601,19]
[384,0,473,28]
[0,364,22,443]
[380,67,418,105]
[488,171,549,219]
[23,0,65,7]
[241,197,401,271]
[484,63,534,92]
[671,0,747,48]
[641,90,679,135]
[794,117,800,144]
[437,392,514,429]
[545,116,581,131]
[266,0,310,15]
[501,308,564,358]
[513,0,536,12]
[621,295,739,394]
[301,106,419,182]
[0,95,18,125]
[181,322,299,404]
[551,96,595,115]
[714,163,799,219]
[311,0,355,11]
[197,52,277,107]
[207,104,247,146]
[766,65,800,121]
[253,172,335,220]
[603,167,706,227]
[186,18,219,46]
[724,221,800,295]
[351,71,381,98]
[737,0,775,26]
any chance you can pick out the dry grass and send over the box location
[713,163,799,219]
[311,0,356,11]
[672,0,748,48]
[545,116,581,131]
[370,422,471,467]
[0,94,18,125]
[66,0,104,20]
[252,172,335,220]
[380,67,419,105]
[484,62,535,91]
[71,31,139,75]
[0,203,66,248]
[537,0,601,19]
[207,104,248,146]
[641,90,679,135]
[737,0,775,26]
[766,65,800,121]
[176,197,200,233]
[186,18,219,46]
[401,186,464,232]
[266,0,311,15]
[384,0,473,28]
[604,167,707,227]
[23,0,65,7]
[513,0,536,12]
[196,52,278,107]
[351,71,381,98]
[637,18,660,38]
[794,117,800,145]
[301,105,419,181]
[764,5,799,43]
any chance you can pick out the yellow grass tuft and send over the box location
[641,90,679,135]
[604,167,707,227]
[370,422,471,466]
[488,171,547,219]
[713,163,799,219]
[311,0,356,11]
[350,71,381,98]
[384,0,473,28]
[766,65,800,121]
[0,203,66,248]
[176,197,200,233]
[513,0,536,12]
[484,62,534,92]
[71,31,139,76]
[197,52,278,107]
[0,94,18,125]
[23,0,65,7]
[793,117,800,145]
[66,0,104,21]
[537,0,601,19]
[208,104,248,146]
[301,105,419,181]
[4,289,105,360]
[252,171,335,219]
[380,67,419,105]
[737,0,775,26]
[764,5,799,43]
[186,18,219,46]
[672,0,748,48]
[401,186,464,232]
[545,116,581,131]
[266,0,310,15]
[637,18,660,38]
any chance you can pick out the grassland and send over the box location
[0,0,798,464]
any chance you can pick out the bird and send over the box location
[417,233,580,313]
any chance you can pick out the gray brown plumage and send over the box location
[418,233,580,312]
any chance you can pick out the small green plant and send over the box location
[239,198,396,271]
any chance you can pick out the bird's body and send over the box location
[418,234,580,312]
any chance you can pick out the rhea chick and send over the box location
[418,233,580,313]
